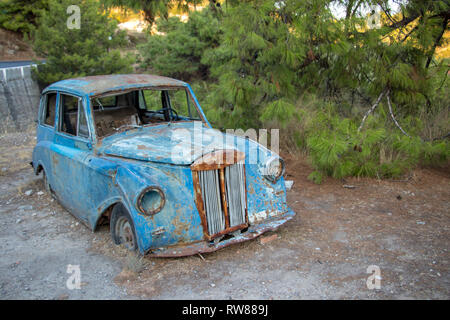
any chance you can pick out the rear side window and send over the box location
[78,102,89,138]
[58,94,89,138]
[42,92,57,126]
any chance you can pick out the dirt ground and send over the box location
[0,131,448,300]
[0,29,40,61]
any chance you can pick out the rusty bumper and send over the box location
[146,209,296,257]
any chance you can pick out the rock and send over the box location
[24,190,33,196]
[259,234,278,245]
[285,180,294,190]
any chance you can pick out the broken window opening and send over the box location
[92,88,203,138]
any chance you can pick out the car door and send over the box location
[34,91,57,181]
[51,91,93,224]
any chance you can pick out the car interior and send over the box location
[91,88,202,138]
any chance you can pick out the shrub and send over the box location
[295,98,449,183]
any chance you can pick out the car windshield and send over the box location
[91,87,203,138]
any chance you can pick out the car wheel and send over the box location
[110,204,137,251]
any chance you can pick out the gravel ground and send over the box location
[0,131,448,299]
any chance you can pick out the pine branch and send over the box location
[345,0,363,19]
[425,17,448,69]
[385,12,420,29]
[377,1,407,40]
[350,0,363,18]
[432,133,450,141]
[358,89,388,132]
[401,25,419,42]
[386,92,410,138]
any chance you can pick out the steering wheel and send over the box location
[151,107,179,121]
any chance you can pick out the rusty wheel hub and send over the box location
[116,217,135,250]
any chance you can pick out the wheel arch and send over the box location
[93,197,125,231]
[34,160,46,176]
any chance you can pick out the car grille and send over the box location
[193,160,248,239]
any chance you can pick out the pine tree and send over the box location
[0,0,49,34]
[102,0,204,26]
[32,0,134,86]
[103,0,171,26]
[203,0,302,129]
[138,8,222,80]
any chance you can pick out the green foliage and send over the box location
[4,0,446,181]
[0,0,49,34]
[307,171,324,184]
[103,0,201,25]
[138,8,222,80]
[103,0,171,25]
[32,0,134,86]
[202,0,301,129]
[297,98,449,182]
[67,0,448,181]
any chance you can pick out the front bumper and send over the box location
[146,208,296,257]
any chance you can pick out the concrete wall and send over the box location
[0,65,41,133]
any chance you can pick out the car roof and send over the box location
[43,74,187,96]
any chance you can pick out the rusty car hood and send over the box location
[96,122,258,165]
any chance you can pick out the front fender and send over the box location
[112,162,204,254]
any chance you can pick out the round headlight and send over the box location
[263,156,285,182]
[137,186,165,215]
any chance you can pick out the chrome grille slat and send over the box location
[226,162,246,227]
[199,169,225,235]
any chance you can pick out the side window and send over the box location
[167,89,201,120]
[59,94,78,135]
[78,102,89,138]
[42,92,57,126]
[92,95,116,110]
[143,90,162,111]
[59,94,89,138]
[138,90,147,110]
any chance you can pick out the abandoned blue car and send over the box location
[32,74,295,256]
